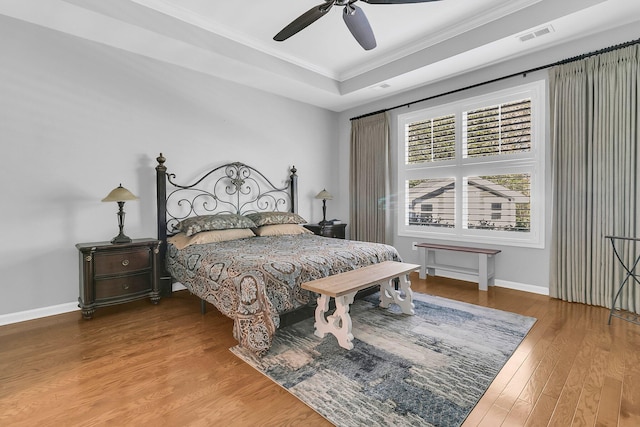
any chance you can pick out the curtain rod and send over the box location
[350,37,640,121]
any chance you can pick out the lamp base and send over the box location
[111,233,132,244]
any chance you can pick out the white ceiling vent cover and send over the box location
[370,83,391,91]
[518,25,555,42]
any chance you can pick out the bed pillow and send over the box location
[168,228,255,249]
[246,211,307,227]
[252,224,314,237]
[176,214,256,236]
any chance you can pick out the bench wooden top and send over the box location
[301,261,420,298]
[415,243,501,255]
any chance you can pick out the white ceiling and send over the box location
[1,0,639,111]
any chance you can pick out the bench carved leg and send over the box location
[313,292,356,350]
[379,274,415,315]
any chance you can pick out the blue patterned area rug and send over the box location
[230,292,536,427]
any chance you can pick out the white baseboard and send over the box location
[0,283,188,326]
[433,270,549,296]
[0,276,546,327]
[0,302,79,327]
[495,278,549,296]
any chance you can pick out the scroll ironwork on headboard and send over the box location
[156,153,298,237]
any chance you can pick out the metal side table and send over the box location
[606,235,640,325]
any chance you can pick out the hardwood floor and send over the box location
[1,275,639,426]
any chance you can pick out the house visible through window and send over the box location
[397,81,545,248]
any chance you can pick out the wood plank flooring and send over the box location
[1,274,639,426]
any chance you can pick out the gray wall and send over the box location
[0,16,338,318]
[2,13,638,319]
[336,22,640,294]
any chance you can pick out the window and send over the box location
[491,203,502,221]
[464,99,532,157]
[408,179,454,227]
[397,81,545,248]
[407,114,456,163]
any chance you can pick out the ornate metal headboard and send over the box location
[154,153,298,294]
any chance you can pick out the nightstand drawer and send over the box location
[95,273,152,300]
[94,248,151,276]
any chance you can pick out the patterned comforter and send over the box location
[166,233,400,355]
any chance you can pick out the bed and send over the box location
[155,153,400,355]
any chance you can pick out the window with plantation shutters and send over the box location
[464,99,531,158]
[407,114,455,164]
[397,81,545,248]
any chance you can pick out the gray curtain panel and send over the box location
[549,45,639,313]
[349,113,389,243]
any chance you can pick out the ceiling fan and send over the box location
[273,0,442,51]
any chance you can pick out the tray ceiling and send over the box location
[1,0,638,111]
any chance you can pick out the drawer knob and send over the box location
[122,283,130,290]
[122,259,130,266]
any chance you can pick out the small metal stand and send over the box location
[606,235,640,325]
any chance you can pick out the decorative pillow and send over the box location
[252,224,314,237]
[246,211,307,227]
[168,228,255,249]
[176,214,256,236]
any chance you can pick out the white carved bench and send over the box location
[416,243,501,291]
[301,261,420,350]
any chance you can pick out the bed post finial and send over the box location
[157,153,166,170]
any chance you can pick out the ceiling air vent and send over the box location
[518,25,554,43]
[370,83,391,91]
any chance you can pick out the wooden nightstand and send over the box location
[304,223,347,239]
[77,238,161,319]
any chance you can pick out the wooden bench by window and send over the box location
[416,243,501,291]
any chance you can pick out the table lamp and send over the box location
[315,189,333,225]
[102,184,139,244]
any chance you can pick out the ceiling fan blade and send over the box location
[274,1,334,42]
[360,0,442,4]
[343,5,377,50]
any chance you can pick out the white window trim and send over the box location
[397,80,546,248]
